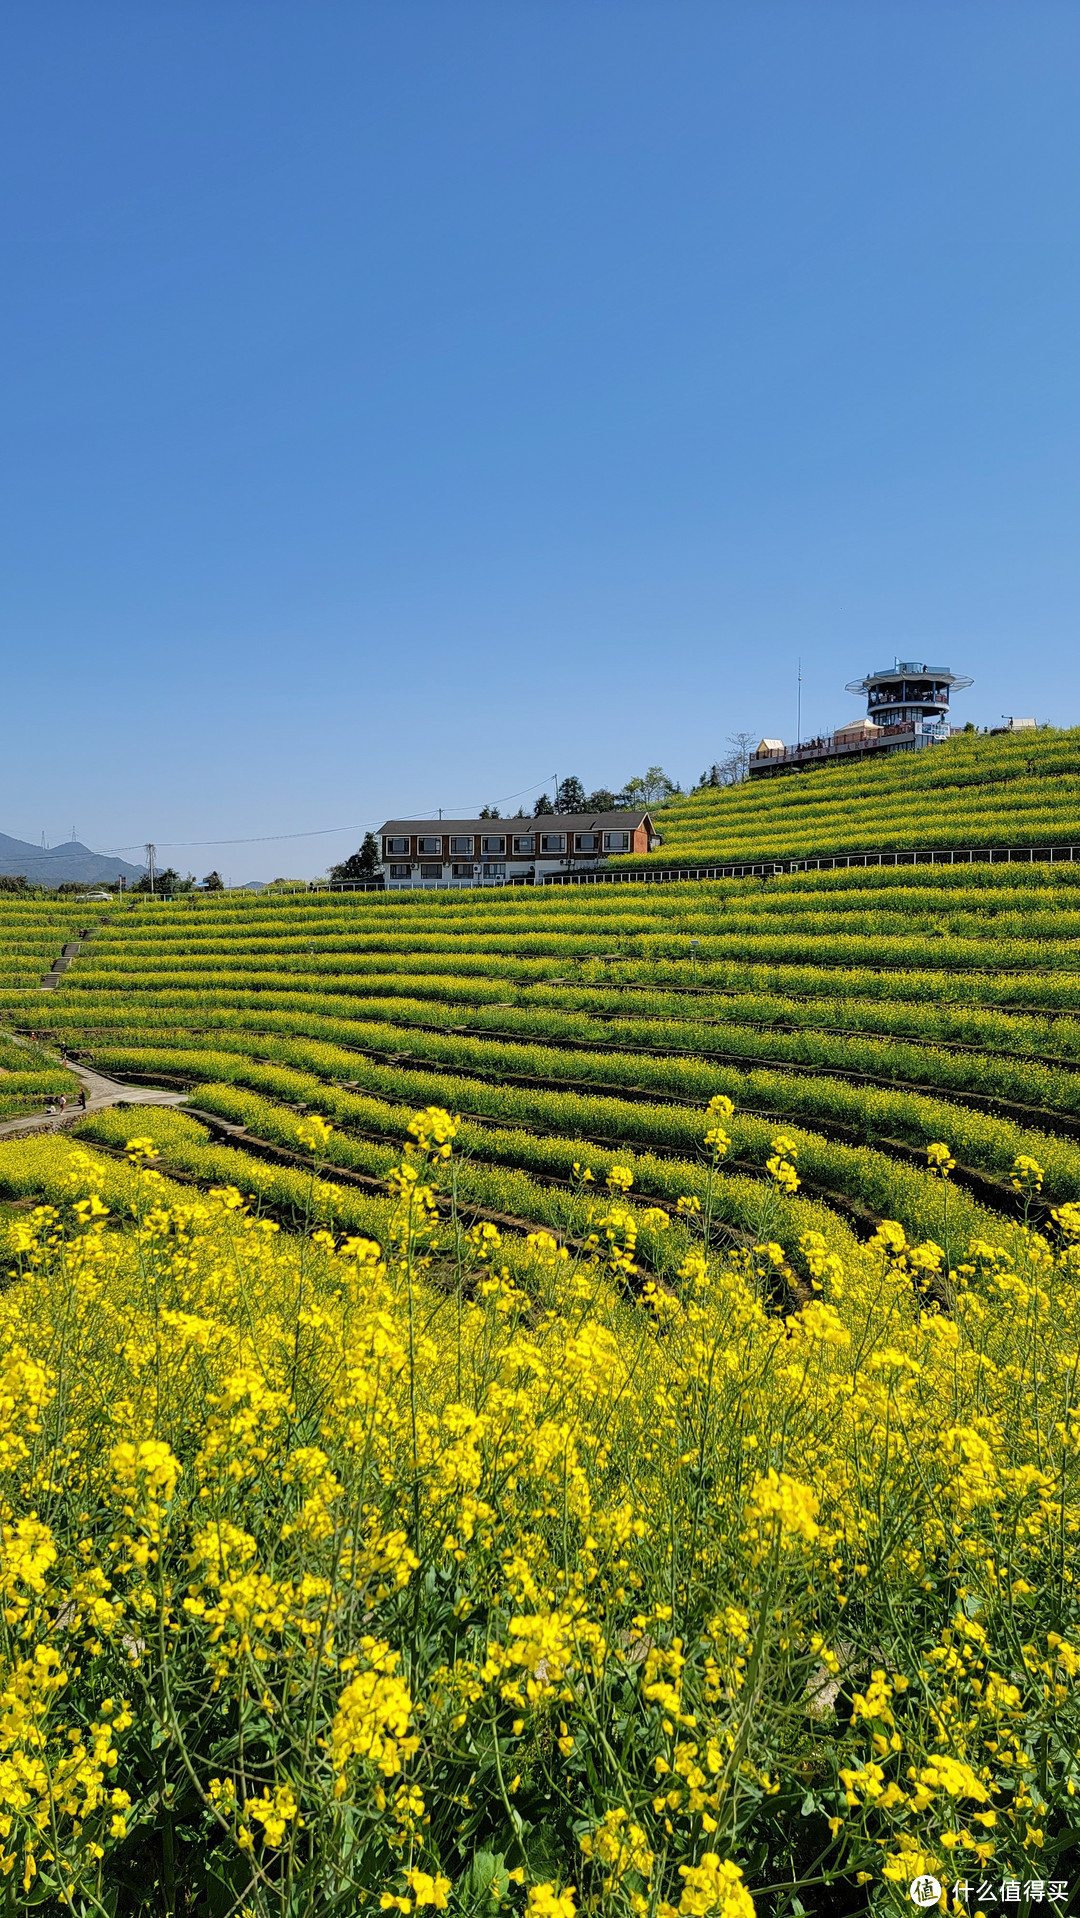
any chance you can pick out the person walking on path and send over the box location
[58,1094,67,1112]
[78,1089,87,1111]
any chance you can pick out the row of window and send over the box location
[868,687,947,704]
[383,831,630,858]
[388,863,504,879]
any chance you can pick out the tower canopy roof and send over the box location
[846,662,973,695]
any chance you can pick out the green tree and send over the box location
[202,871,225,891]
[328,832,381,883]
[623,766,679,807]
[695,733,756,790]
[131,867,194,895]
[555,775,586,813]
[533,793,555,815]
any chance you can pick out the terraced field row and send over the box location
[0,902,85,1110]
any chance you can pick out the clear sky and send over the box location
[3,3,1079,881]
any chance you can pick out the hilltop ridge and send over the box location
[0,832,144,888]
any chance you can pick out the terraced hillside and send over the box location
[3,863,1080,1266]
[6,872,1080,1909]
[627,723,1080,865]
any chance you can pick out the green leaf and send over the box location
[456,1850,512,1914]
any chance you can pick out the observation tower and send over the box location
[748,658,973,779]
[845,660,973,739]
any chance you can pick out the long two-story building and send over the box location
[377,811,657,888]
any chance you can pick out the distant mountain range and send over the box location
[0,832,146,888]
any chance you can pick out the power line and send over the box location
[38,773,564,860]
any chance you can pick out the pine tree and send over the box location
[555,775,586,813]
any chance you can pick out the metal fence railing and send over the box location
[544,843,1080,884]
[94,842,1080,902]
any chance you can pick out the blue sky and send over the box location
[3,3,1079,880]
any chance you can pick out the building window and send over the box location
[452,863,474,878]
[574,833,599,852]
[420,863,443,878]
[417,836,442,855]
[388,864,410,878]
[482,835,506,855]
[450,836,473,855]
[482,864,505,879]
[513,835,536,854]
[603,831,630,851]
[384,836,408,855]
[540,833,566,854]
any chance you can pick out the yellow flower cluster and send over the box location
[746,1468,821,1545]
[1011,1153,1045,1195]
[406,1105,460,1160]
[926,1141,956,1177]
[331,1640,420,1787]
[765,1134,800,1196]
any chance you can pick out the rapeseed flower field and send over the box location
[1,1109,1079,1915]
[5,866,1080,1912]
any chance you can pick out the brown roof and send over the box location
[379,812,651,834]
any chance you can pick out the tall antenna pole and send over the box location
[145,843,156,897]
[796,657,802,748]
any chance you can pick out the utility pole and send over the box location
[145,843,156,897]
[797,656,802,749]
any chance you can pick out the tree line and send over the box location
[481,766,681,819]
[127,869,225,894]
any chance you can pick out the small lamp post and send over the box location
[689,939,700,979]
